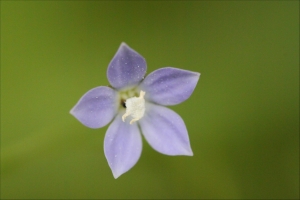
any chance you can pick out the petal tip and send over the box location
[112,171,122,179]
[191,71,200,79]
[118,42,133,53]
[69,106,76,116]
[185,150,194,156]
[120,42,128,47]
[108,162,131,179]
[195,72,200,83]
[178,147,194,156]
[183,142,194,156]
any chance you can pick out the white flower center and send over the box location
[122,90,146,124]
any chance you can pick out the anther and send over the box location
[122,91,146,124]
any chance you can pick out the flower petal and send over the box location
[139,67,200,105]
[107,42,147,89]
[139,103,193,156]
[104,113,142,179]
[70,86,118,129]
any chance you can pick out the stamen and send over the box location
[122,90,146,124]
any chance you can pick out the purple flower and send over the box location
[70,43,200,178]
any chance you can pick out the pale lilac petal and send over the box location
[104,113,142,179]
[70,86,118,129]
[139,103,193,156]
[139,67,200,105]
[107,43,147,90]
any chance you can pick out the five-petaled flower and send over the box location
[70,43,200,178]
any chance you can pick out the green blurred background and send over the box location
[1,1,299,199]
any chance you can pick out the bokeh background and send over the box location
[1,1,299,199]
